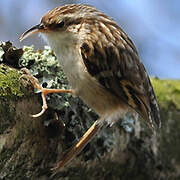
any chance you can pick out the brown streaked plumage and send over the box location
[20,4,160,170]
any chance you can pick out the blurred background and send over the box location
[0,0,179,79]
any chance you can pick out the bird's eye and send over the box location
[39,23,44,29]
[56,21,65,28]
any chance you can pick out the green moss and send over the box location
[0,64,24,99]
[151,78,180,110]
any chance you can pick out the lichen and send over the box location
[20,45,68,89]
[19,45,70,110]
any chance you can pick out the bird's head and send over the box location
[20,4,107,47]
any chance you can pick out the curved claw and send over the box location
[30,108,46,118]
[30,91,48,118]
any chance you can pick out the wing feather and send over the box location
[80,36,160,129]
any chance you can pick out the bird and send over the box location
[20,4,161,170]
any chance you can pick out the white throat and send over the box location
[40,32,85,88]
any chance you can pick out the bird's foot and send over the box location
[20,68,73,117]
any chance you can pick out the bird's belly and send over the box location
[76,76,129,125]
[77,77,127,115]
[65,65,129,122]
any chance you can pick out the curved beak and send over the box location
[19,24,43,41]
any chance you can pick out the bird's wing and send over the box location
[80,34,160,129]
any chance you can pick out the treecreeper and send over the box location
[20,4,161,170]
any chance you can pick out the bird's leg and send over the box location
[20,68,73,117]
[52,120,102,171]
